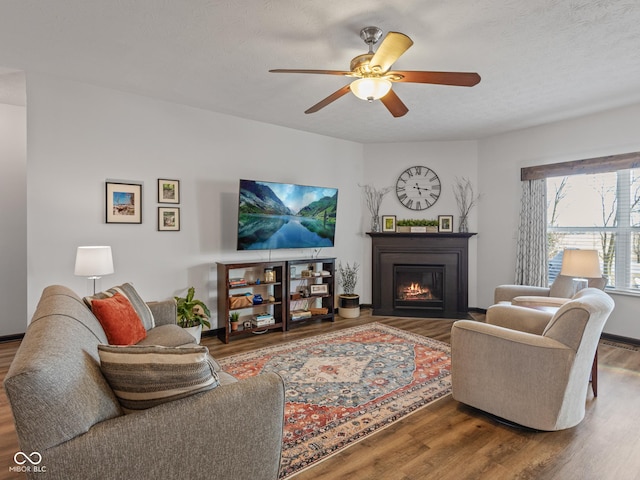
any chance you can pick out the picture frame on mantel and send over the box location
[158,179,180,204]
[106,181,142,224]
[158,207,180,231]
[382,215,396,232]
[438,215,453,233]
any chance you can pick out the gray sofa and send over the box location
[4,285,285,480]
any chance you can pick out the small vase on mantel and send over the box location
[459,216,469,233]
[371,215,381,232]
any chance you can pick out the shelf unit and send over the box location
[286,257,335,329]
[216,260,286,344]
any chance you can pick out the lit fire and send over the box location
[400,282,434,300]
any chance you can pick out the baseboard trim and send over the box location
[601,332,640,347]
[468,307,487,314]
[0,333,25,343]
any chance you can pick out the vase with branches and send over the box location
[338,261,360,318]
[360,184,393,232]
[453,177,479,233]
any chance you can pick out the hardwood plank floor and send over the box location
[1,312,639,480]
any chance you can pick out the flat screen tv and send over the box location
[237,179,338,250]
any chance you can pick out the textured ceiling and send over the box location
[1,0,640,143]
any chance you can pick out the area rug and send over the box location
[218,322,451,478]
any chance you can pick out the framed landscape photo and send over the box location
[438,215,453,233]
[158,179,180,204]
[310,284,329,295]
[158,207,180,231]
[106,182,142,224]
[382,215,397,232]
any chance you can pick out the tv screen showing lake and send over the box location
[237,180,338,250]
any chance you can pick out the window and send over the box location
[547,168,640,290]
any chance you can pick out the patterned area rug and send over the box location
[218,323,451,478]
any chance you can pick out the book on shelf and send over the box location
[229,277,247,287]
[290,309,312,320]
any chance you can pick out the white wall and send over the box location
[361,141,479,306]
[478,102,640,339]
[25,74,363,330]
[0,103,27,336]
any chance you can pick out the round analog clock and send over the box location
[395,166,441,210]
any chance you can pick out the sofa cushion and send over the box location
[91,292,147,345]
[137,324,197,347]
[97,344,220,413]
[84,282,155,330]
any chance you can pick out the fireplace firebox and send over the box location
[394,265,444,310]
[368,232,475,318]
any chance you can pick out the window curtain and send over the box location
[515,179,548,286]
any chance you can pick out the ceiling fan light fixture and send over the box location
[350,77,392,102]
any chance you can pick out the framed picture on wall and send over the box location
[382,215,396,232]
[438,215,453,232]
[106,182,142,224]
[158,179,180,204]
[158,207,180,231]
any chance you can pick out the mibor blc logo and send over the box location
[10,451,47,473]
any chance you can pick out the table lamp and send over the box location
[74,246,114,294]
[560,249,601,294]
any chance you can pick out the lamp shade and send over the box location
[350,78,392,101]
[560,249,601,278]
[74,246,114,278]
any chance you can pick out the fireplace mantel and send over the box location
[367,232,476,318]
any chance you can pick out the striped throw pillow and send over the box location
[98,344,219,413]
[85,283,156,330]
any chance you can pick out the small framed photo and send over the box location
[382,215,397,232]
[438,215,453,233]
[158,179,180,204]
[106,182,142,224]
[158,207,180,231]
[310,284,329,295]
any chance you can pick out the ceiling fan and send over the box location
[270,26,481,118]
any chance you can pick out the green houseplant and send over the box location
[175,287,211,343]
[230,311,240,332]
[338,261,360,318]
[397,219,438,232]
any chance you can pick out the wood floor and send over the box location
[2,312,640,480]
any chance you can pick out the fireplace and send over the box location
[368,232,475,318]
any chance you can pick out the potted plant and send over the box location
[338,261,360,318]
[230,311,240,332]
[397,219,439,233]
[175,287,211,344]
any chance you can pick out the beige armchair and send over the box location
[494,274,607,308]
[451,288,614,431]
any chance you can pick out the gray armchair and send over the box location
[451,288,614,431]
[494,274,607,308]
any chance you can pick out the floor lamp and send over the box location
[74,246,114,294]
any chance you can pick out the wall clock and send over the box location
[395,166,441,210]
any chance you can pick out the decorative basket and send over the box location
[229,294,253,309]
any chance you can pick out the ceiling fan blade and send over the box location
[270,69,353,76]
[369,32,414,73]
[390,71,481,86]
[305,84,352,114]
[380,89,409,117]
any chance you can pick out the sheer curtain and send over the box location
[515,179,548,286]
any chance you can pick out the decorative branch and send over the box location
[359,184,393,218]
[453,177,479,228]
[338,262,359,295]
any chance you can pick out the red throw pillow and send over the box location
[91,292,147,345]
